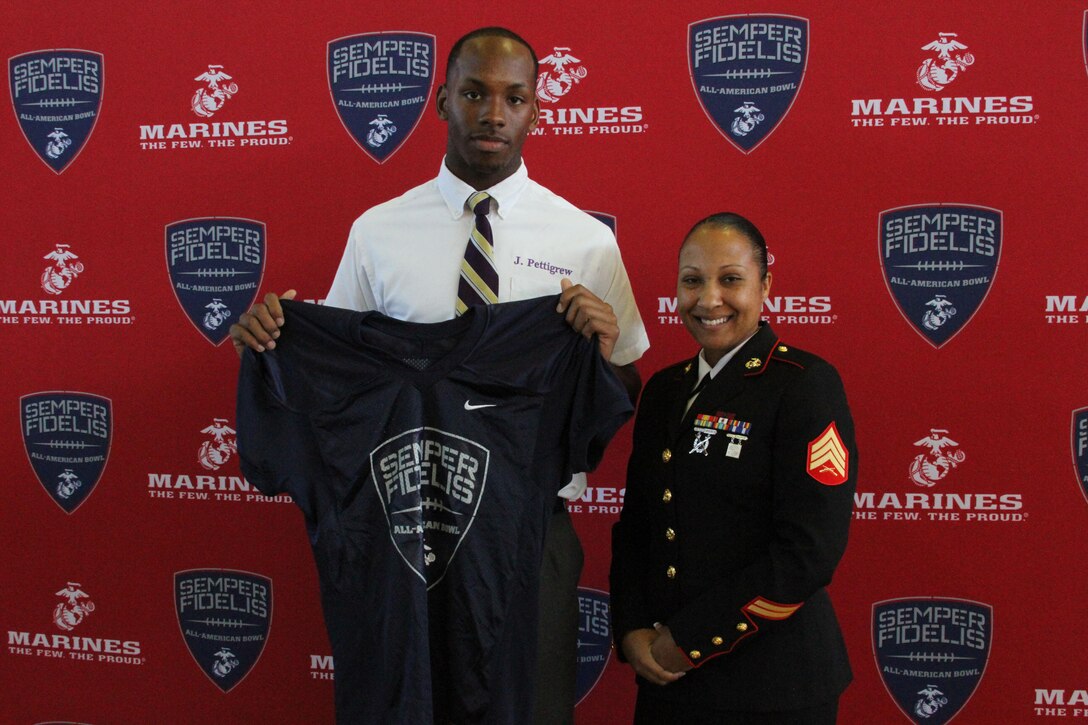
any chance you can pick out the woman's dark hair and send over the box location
[683,212,768,278]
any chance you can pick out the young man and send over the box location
[231,27,648,724]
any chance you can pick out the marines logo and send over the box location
[873,598,992,724]
[917,33,974,92]
[198,418,237,471]
[371,427,488,589]
[53,582,95,631]
[689,15,808,153]
[367,113,397,148]
[910,429,966,487]
[730,101,765,137]
[45,127,72,159]
[165,218,265,346]
[328,32,435,164]
[575,588,612,706]
[1073,408,1088,506]
[21,391,112,514]
[175,569,272,693]
[536,47,588,103]
[211,647,240,678]
[41,244,84,295]
[191,65,238,118]
[9,49,103,173]
[880,204,1001,348]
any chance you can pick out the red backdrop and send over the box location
[3,1,1086,722]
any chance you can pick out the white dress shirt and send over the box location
[326,159,650,497]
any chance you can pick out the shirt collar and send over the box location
[437,158,529,221]
[696,328,761,385]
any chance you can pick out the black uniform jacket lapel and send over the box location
[664,357,701,443]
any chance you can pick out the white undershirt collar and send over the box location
[437,158,529,221]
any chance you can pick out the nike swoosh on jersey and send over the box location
[464,401,497,410]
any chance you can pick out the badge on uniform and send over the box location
[691,413,751,458]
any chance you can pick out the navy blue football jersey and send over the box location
[236,296,632,724]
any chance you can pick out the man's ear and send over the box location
[436,84,449,120]
[528,96,540,131]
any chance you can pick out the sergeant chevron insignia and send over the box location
[807,422,848,485]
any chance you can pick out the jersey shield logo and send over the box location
[9,49,103,174]
[165,217,266,346]
[807,422,848,485]
[575,588,613,706]
[328,32,435,164]
[21,391,112,514]
[688,15,808,154]
[879,204,1001,349]
[1073,408,1088,507]
[873,598,992,725]
[175,569,272,693]
[371,427,489,589]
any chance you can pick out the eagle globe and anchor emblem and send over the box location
[192,65,238,118]
[45,128,72,159]
[366,114,398,148]
[202,298,232,331]
[212,647,241,678]
[921,294,957,332]
[41,244,84,295]
[53,582,96,631]
[198,418,237,470]
[536,47,588,103]
[914,683,950,719]
[917,33,975,92]
[731,101,765,137]
[55,468,83,500]
[910,428,966,487]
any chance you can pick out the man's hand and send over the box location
[229,289,297,358]
[621,628,686,686]
[649,623,694,675]
[557,278,619,362]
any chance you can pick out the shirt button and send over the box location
[689,650,701,660]
[736,622,748,632]
[665,528,676,541]
[666,566,677,578]
[661,449,672,463]
[662,489,672,503]
[712,636,723,645]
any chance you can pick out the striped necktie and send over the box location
[455,191,498,315]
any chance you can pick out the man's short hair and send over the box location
[445,27,539,82]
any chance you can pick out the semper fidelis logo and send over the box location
[1074,407,1088,507]
[873,597,992,724]
[328,32,435,164]
[688,15,808,153]
[165,217,266,346]
[879,204,1001,349]
[9,49,103,174]
[576,587,612,705]
[371,427,488,589]
[175,569,272,693]
[21,391,112,514]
